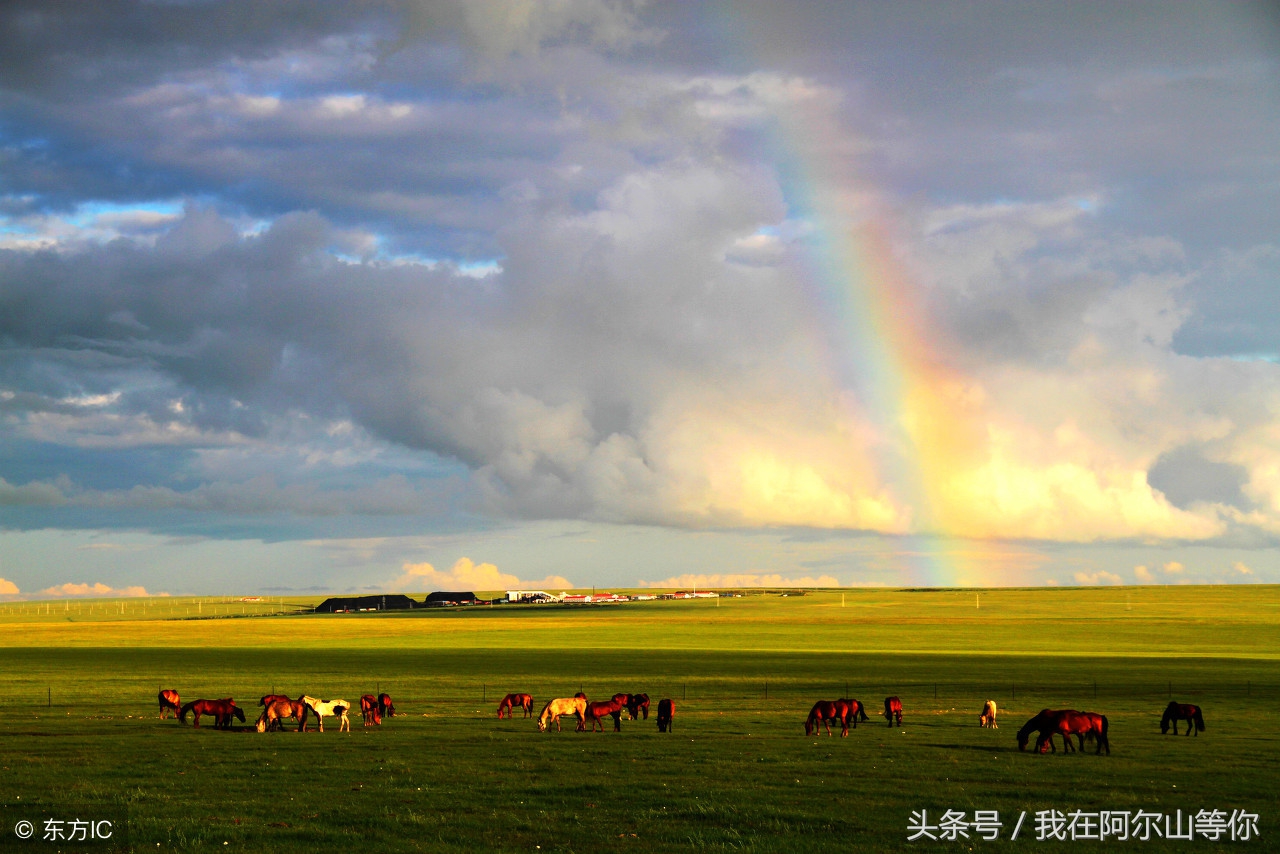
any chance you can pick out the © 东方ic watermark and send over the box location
[2,804,128,849]
[908,808,1260,842]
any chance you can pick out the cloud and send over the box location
[1073,571,1124,586]
[393,557,570,592]
[639,572,843,589]
[1162,561,1185,574]
[1134,565,1153,582]
[39,582,160,598]
[0,578,19,596]
[1231,561,1253,575]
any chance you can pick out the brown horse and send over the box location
[180,698,244,729]
[259,694,291,708]
[377,693,397,717]
[158,689,180,720]
[1018,709,1110,755]
[656,698,675,732]
[806,700,843,736]
[537,697,587,732]
[255,698,309,732]
[626,693,650,721]
[360,694,382,726]
[836,698,869,732]
[497,693,534,719]
[979,700,998,728]
[1161,701,1205,736]
[586,697,627,732]
[884,696,903,727]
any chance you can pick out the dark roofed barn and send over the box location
[423,591,478,606]
[315,594,418,613]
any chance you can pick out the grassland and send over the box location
[0,586,1277,852]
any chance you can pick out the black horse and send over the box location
[1161,701,1205,736]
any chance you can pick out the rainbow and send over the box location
[772,100,989,586]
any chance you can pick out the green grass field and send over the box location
[1,587,1277,852]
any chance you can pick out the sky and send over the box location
[2,1,1279,597]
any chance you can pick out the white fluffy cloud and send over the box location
[39,582,159,598]
[1073,571,1124,586]
[393,557,570,592]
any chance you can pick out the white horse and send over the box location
[979,699,998,728]
[301,695,351,732]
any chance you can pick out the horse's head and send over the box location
[536,718,547,732]
[233,706,246,723]
[255,715,268,733]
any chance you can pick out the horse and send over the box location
[497,693,534,719]
[979,700,998,728]
[180,698,244,729]
[259,694,291,709]
[255,698,309,733]
[585,696,627,732]
[806,700,844,736]
[1161,701,1205,736]
[1018,709,1109,755]
[377,693,397,718]
[158,689,180,720]
[884,696,903,727]
[836,698,869,731]
[537,697,587,732]
[360,694,382,726]
[626,693,650,721]
[301,695,351,732]
[656,698,675,732]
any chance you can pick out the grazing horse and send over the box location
[884,696,903,727]
[255,698,309,733]
[259,694,292,709]
[360,694,382,726]
[656,698,675,732]
[586,697,627,732]
[1018,709,1110,755]
[301,695,351,732]
[806,700,844,736]
[626,693,650,721]
[158,689,180,720]
[180,698,244,729]
[497,693,534,719]
[979,700,998,729]
[537,697,587,732]
[836,698,869,732]
[377,693,397,718]
[1161,701,1205,736]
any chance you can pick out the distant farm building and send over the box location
[506,590,560,603]
[423,591,478,606]
[315,594,418,613]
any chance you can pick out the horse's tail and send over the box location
[1194,707,1205,732]
[858,702,869,723]
[179,700,196,724]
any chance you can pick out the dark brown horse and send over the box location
[259,694,291,708]
[656,698,675,732]
[158,689,180,720]
[626,693,650,720]
[256,698,309,732]
[180,698,244,729]
[585,697,626,732]
[1018,709,1110,755]
[1161,701,1205,736]
[497,693,534,719]
[884,696,903,727]
[836,698,869,731]
[360,694,382,726]
[806,700,843,736]
[377,693,396,717]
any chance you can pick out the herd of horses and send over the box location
[158,689,397,732]
[160,686,1207,751]
[505,692,676,733]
